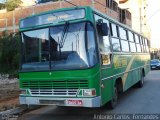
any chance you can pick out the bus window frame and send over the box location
[118,26,130,53]
[145,38,150,53]
[19,20,100,72]
[135,34,142,53]
[128,32,137,53]
[110,22,122,52]
[92,10,150,66]
[93,12,113,68]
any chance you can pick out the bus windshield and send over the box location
[21,22,98,71]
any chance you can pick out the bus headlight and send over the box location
[83,89,96,97]
[20,90,27,95]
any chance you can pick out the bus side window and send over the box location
[135,34,141,53]
[145,39,149,53]
[110,23,121,52]
[140,36,144,53]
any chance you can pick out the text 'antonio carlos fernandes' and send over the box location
[93,114,159,120]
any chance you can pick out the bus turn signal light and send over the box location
[83,89,96,97]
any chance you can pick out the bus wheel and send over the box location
[137,70,144,88]
[107,84,118,109]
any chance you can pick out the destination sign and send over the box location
[20,9,85,28]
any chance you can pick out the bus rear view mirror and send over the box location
[97,19,109,36]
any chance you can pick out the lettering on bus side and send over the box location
[114,56,127,68]
[121,57,127,66]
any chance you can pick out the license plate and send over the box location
[152,66,156,68]
[67,100,83,105]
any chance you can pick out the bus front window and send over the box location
[21,22,98,71]
[50,22,98,70]
[21,28,49,71]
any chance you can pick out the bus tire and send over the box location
[107,84,118,109]
[137,70,144,88]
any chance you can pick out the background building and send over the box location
[0,0,132,35]
[119,0,151,44]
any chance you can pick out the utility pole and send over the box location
[13,10,15,34]
[91,0,95,8]
[139,7,142,34]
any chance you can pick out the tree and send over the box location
[0,3,5,10]
[0,31,20,75]
[5,0,22,11]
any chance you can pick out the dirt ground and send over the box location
[0,74,20,112]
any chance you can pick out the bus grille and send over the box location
[29,89,78,96]
[21,80,89,89]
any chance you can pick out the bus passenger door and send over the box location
[94,14,113,105]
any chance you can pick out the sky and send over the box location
[147,0,160,48]
[0,0,6,4]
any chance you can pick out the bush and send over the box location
[0,31,20,75]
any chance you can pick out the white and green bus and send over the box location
[19,6,150,108]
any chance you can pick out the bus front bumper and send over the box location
[19,95,101,107]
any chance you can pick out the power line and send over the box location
[147,8,160,22]
[63,0,78,7]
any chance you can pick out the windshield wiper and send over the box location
[51,13,70,48]
[59,21,69,48]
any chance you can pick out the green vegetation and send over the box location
[0,0,22,11]
[0,31,20,76]
[0,3,5,10]
[6,0,22,11]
